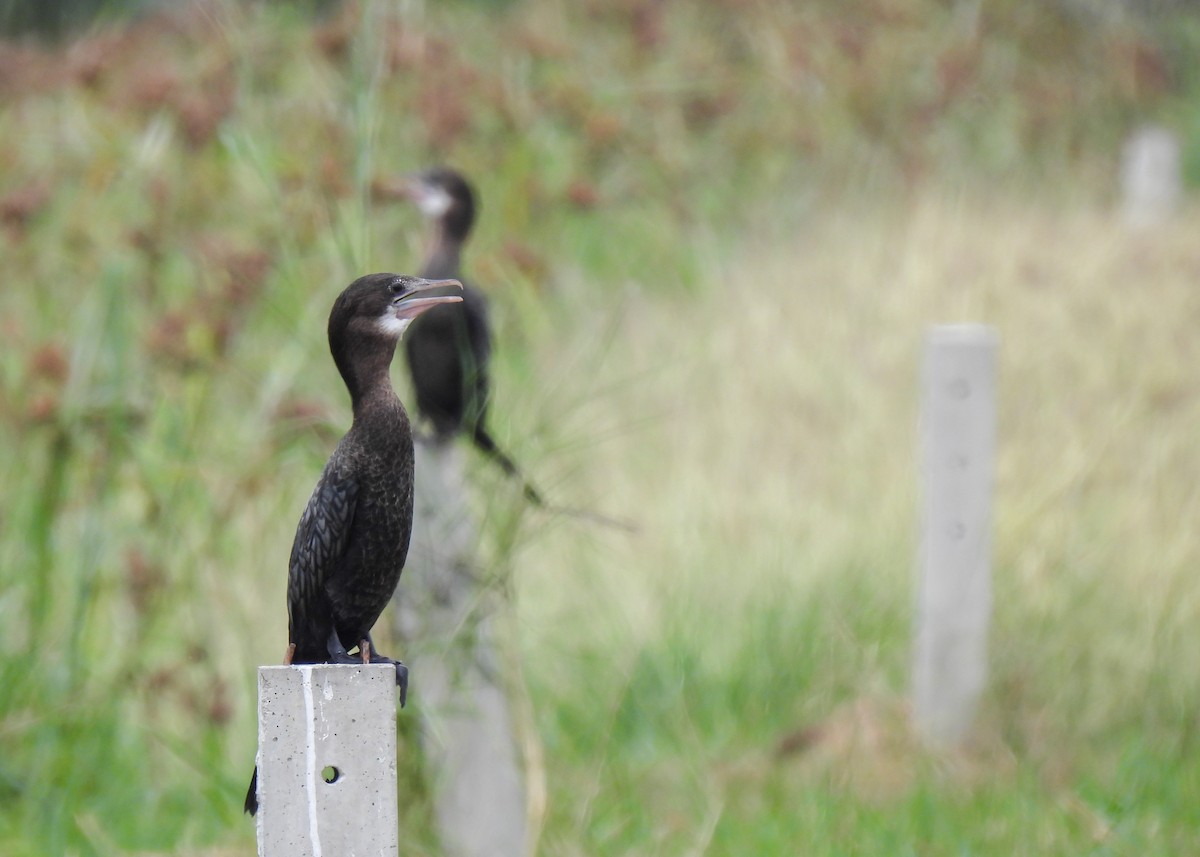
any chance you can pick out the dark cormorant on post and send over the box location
[399,167,545,504]
[244,272,462,817]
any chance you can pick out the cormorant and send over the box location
[399,167,544,504]
[244,272,462,817]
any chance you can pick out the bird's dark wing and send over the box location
[286,461,358,653]
[459,285,492,429]
[461,284,492,366]
[406,314,467,436]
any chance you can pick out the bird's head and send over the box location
[401,167,476,241]
[330,273,463,346]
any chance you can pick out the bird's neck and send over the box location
[351,379,402,421]
[424,225,465,278]
[338,344,401,418]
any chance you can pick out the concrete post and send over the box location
[255,664,399,857]
[1120,124,1181,229]
[395,439,529,857]
[913,325,998,746]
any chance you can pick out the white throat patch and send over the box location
[416,185,453,220]
[377,314,412,338]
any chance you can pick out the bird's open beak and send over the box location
[387,174,431,206]
[397,175,422,199]
[399,175,453,220]
[392,277,462,320]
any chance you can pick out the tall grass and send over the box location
[515,192,1200,854]
[1,0,1199,854]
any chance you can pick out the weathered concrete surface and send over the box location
[255,663,398,857]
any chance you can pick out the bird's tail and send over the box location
[471,423,545,505]
[471,424,638,532]
[244,766,258,816]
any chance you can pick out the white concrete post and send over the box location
[1120,124,1182,229]
[255,664,399,857]
[913,325,998,746]
[395,439,530,857]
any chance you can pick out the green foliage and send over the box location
[2,0,1200,854]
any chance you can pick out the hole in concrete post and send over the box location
[322,765,340,784]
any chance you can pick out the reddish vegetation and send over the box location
[65,33,122,88]
[119,60,182,111]
[629,3,666,51]
[583,112,625,149]
[774,724,823,757]
[318,151,352,199]
[1108,35,1172,99]
[273,397,334,427]
[313,9,356,61]
[175,73,236,149]
[204,677,233,726]
[0,42,67,97]
[514,28,570,62]
[145,311,195,368]
[25,393,60,425]
[28,343,69,385]
[19,342,70,426]
[191,235,276,358]
[0,181,52,238]
[415,48,479,150]
[272,397,340,444]
[503,240,548,280]
[566,180,600,209]
[125,547,166,615]
[682,90,738,131]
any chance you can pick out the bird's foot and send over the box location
[382,659,409,707]
[325,629,366,665]
[360,635,408,706]
[325,631,408,706]
[283,642,296,665]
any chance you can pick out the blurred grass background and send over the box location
[1,0,1200,854]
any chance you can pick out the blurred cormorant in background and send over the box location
[399,167,546,504]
